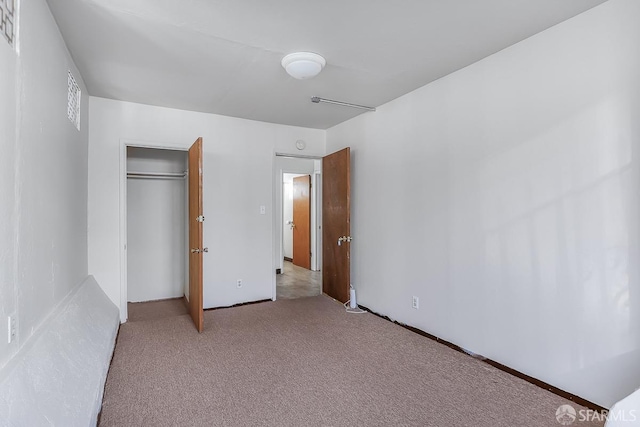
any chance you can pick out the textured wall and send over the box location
[0,0,17,374]
[0,0,89,371]
[0,2,115,424]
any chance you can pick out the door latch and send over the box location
[191,247,208,253]
[196,215,205,223]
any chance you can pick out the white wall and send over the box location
[283,180,294,259]
[326,0,640,408]
[88,97,326,318]
[127,148,187,302]
[312,159,322,271]
[0,0,90,371]
[0,0,18,372]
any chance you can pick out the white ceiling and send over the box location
[46,0,607,129]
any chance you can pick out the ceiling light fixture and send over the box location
[311,96,376,112]
[281,52,326,80]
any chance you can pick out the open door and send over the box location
[292,175,311,270]
[188,137,204,332]
[322,148,351,302]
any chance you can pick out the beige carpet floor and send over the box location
[99,296,603,426]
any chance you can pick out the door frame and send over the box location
[273,153,323,301]
[118,139,190,323]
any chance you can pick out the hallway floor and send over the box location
[276,261,321,299]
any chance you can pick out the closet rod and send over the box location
[127,171,186,179]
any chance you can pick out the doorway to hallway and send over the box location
[276,261,321,299]
[273,153,324,301]
[273,148,352,303]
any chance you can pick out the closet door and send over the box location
[188,137,204,332]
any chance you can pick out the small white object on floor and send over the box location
[345,305,366,314]
[344,286,366,314]
[350,287,357,309]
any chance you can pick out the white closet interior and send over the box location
[126,147,188,303]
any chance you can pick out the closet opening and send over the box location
[126,147,189,307]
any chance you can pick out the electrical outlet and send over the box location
[7,315,16,344]
[237,279,242,289]
[412,296,419,309]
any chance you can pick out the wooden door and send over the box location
[292,175,311,270]
[188,137,204,332]
[322,148,350,302]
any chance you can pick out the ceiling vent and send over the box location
[0,0,16,48]
[67,70,81,131]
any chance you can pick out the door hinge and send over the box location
[196,215,205,223]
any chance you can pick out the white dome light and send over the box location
[281,52,326,80]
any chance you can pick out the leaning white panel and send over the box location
[605,389,640,426]
[0,276,119,426]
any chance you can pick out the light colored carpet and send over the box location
[100,296,603,426]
